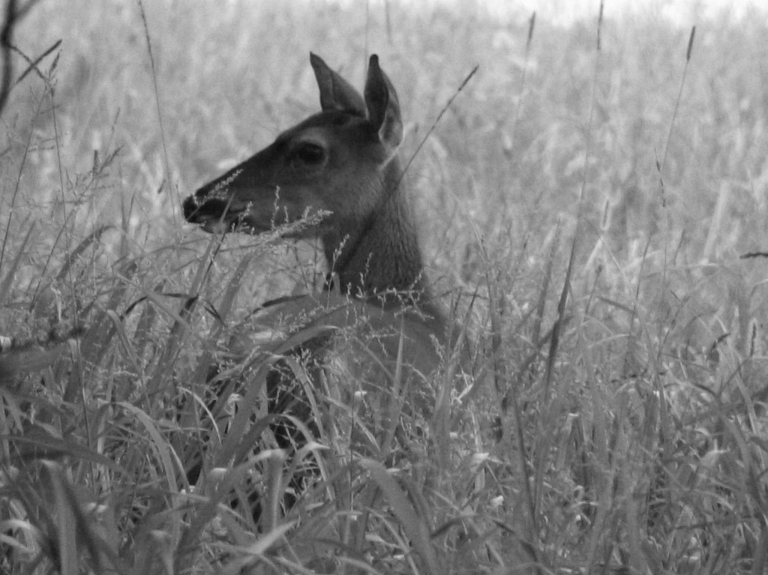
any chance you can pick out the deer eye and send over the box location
[291,142,326,166]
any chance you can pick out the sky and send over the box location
[512,0,766,25]
[378,0,768,27]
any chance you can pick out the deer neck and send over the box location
[322,161,430,308]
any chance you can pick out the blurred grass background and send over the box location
[2,0,768,573]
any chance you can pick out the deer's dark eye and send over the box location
[292,143,326,166]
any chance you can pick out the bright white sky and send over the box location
[375,0,768,26]
[505,0,766,25]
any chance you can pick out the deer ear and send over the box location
[364,55,403,154]
[310,53,366,115]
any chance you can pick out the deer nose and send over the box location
[182,195,201,222]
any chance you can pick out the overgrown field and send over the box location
[1,0,768,573]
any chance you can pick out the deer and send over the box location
[183,51,460,390]
[182,55,463,511]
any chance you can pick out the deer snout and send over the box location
[182,195,200,222]
[182,193,234,230]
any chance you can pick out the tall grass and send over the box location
[1,0,768,573]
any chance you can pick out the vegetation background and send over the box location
[1,0,768,573]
